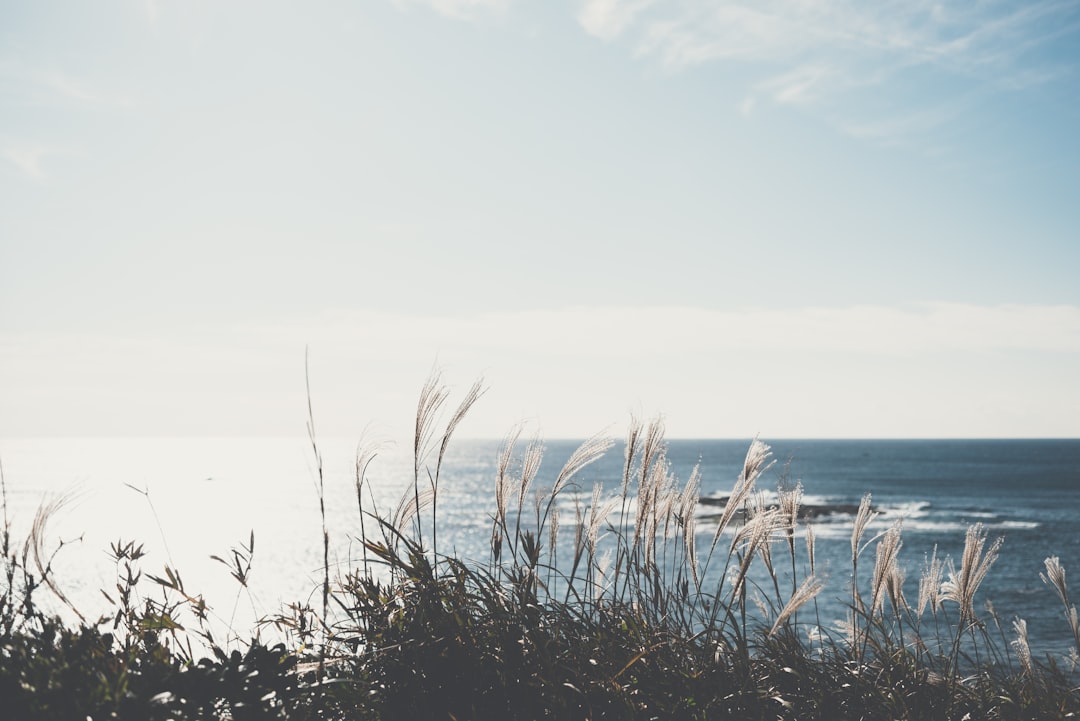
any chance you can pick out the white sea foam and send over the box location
[886,500,932,517]
[996,520,1040,529]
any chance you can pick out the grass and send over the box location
[2,376,1079,719]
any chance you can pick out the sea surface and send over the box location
[2,437,1078,660]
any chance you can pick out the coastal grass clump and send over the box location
[2,375,1080,719]
[0,461,313,720]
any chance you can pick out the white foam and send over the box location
[883,500,932,518]
[901,519,975,534]
[996,520,1040,529]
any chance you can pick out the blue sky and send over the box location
[2,0,1078,439]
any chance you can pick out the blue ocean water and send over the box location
[2,437,1078,660]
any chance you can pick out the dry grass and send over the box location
[2,374,1079,720]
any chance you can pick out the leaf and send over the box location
[140,612,184,631]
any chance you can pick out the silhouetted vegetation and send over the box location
[3,378,1078,719]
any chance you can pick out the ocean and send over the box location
[2,436,1078,659]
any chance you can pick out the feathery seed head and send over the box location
[940,523,1003,621]
[553,433,614,497]
[413,372,450,462]
[886,563,907,615]
[679,466,702,582]
[918,545,944,616]
[640,417,666,479]
[495,425,524,523]
[771,574,825,635]
[519,437,545,505]
[731,505,784,599]
[778,481,803,539]
[1012,618,1033,676]
[741,437,772,485]
[834,613,858,647]
[870,521,903,616]
[587,484,618,552]
[681,464,702,516]
[622,417,643,493]
[851,493,878,561]
[1042,556,1070,608]
[434,379,485,483]
[394,485,434,532]
[712,440,773,546]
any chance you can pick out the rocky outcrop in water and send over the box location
[698,496,875,520]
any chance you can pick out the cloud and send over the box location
[0,140,59,180]
[397,0,510,20]
[621,1,1078,75]
[190,302,1080,359]
[41,72,135,109]
[838,100,969,145]
[4,303,1078,437]
[579,0,1080,142]
[757,64,836,106]
[636,5,810,66]
[0,64,132,180]
[918,1,1080,74]
[0,60,135,111]
[578,0,656,41]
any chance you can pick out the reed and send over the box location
[311,376,1080,719]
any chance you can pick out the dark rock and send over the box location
[698,496,877,520]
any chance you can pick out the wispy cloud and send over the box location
[757,64,837,106]
[396,0,510,20]
[613,0,1078,76]
[0,61,135,110]
[579,0,656,41]
[838,100,970,145]
[577,0,1080,142]
[636,5,811,66]
[917,1,1080,74]
[41,71,135,109]
[0,63,133,179]
[0,139,60,180]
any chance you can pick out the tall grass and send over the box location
[2,375,1079,719]
[296,376,1080,719]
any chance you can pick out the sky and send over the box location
[1,0,1079,441]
